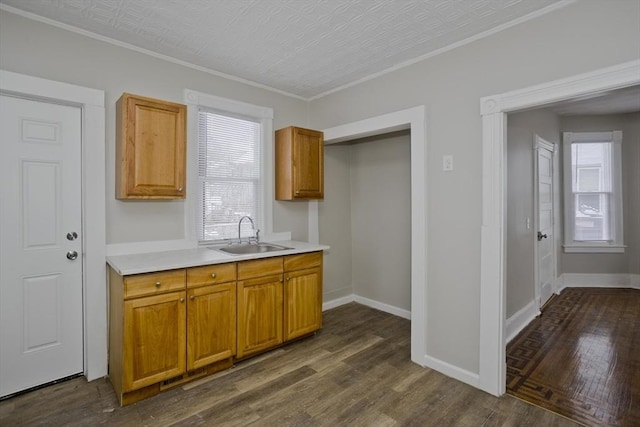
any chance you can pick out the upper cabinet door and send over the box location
[275,126,324,200]
[116,93,186,199]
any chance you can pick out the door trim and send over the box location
[533,135,558,309]
[478,59,640,396]
[0,70,106,381]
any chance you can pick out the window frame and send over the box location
[562,131,624,253]
[184,90,274,245]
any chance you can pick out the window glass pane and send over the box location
[571,142,612,192]
[198,110,261,242]
[574,193,611,241]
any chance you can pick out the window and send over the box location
[563,131,624,252]
[186,90,274,245]
[198,110,261,242]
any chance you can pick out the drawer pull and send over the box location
[190,295,195,300]
[180,297,185,303]
[211,273,217,279]
[155,281,161,288]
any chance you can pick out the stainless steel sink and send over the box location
[214,242,291,255]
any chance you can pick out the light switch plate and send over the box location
[443,155,453,171]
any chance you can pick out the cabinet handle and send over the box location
[178,187,183,192]
[155,281,161,288]
[180,297,185,303]
[190,295,195,301]
[295,190,300,195]
[211,273,217,279]
[286,277,290,281]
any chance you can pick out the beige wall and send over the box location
[350,132,411,311]
[506,110,560,317]
[319,145,353,302]
[308,0,640,373]
[319,132,412,311]
[0,11,311,245]
[560,112,640,274]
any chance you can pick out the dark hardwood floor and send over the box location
[507,287,640,427]
[1,303,578,426]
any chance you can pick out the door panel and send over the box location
[536,141,556,309]
[0,95,83,397]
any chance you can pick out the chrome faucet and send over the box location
[238,216,260,244]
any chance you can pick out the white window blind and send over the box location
[198,109,261,242]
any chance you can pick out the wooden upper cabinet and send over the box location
[116,93,186,199]
[275,126,324,200]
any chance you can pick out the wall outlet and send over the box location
[442,155,453,171]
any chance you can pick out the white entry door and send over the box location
[0,95,83,397]
[535,135,556,310]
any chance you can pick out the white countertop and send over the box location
[106,240,330,276]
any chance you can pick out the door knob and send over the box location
[66,251,78,260]
[66,232,78,241]
[537,231,548,241]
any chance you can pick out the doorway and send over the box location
[478,60,640,396]
[0,70,107,385]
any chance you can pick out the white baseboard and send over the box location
[506,300,540,344]
[322,294,355,311]
[322,293,411,320]
[353,295,411,320]
[559,273,640,290]
[423,355,480,389]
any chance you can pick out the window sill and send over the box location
[563,245,626,254]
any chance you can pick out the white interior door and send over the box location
[535,136,556,309]
[0,95,83,397]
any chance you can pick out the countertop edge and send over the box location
[106,240,330,276]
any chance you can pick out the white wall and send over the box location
[350,132,411,311]
[308,0,640,373]
[319,145,353,302]
[560,112,640,275]
[506,110,560,317]
[319,132,412,312]
[0,10,311,245]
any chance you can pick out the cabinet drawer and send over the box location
[124,269,186,299]
[284,251,322,271]
[237,257,283,280]
[187,263,236,288]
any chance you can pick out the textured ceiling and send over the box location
[1,0,568,99]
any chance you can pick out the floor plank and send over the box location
[506,287,640,427]
[1,302,579,426]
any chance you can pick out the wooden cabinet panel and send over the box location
[284,266,323,341]
[187,263,236,288]
[237,257,283,280]
[116,93,186,199]
[124,269,185,299]
[237,274,283,358]
[275,126,324,200]
[123,292,186,391]
[187,283,236,370]
[284,251,322,271]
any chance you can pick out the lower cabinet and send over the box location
[187,283,236,370]
[284,252,323,341]
[123,291,187,391]
[236,257,284,358]
[108,251,323,406]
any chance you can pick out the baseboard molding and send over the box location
[423,355,480,389]
[559,273,640,290]
[353,295,411,320]
[322,294,354,311]
[506,300,540,344]
[322,294,412,320]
